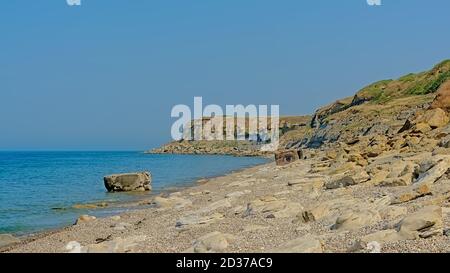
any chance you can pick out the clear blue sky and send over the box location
[1,0,449,150]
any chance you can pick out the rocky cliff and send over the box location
[149,60,450,156]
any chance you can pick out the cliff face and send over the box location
[285,60,450,149]
[150,60,450,155]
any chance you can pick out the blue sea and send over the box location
[0,152,269,235]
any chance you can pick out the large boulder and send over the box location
[417,108,449,129]
[397,206,443,239]
[431,80,450,112]
[104,172,151,192]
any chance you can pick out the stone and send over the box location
[104,172,151,192]
[75,215,96,225]
[275,149,302,166]
[270,235,323,253]
[412,123,432,134]
[110,215,121,221]
[391,183,432,204]
[397,206,443,239]
[379,162,416,187]
[294,203,330,224]
[175,213,224,229]
[431,80,450,112]
[244,197,303,219]
[415,158,450,185]
[0,234,20,248]
[325,170,370,189]
[153,196,192,210]
[352,229,409,251]
[368,170,390,185]
[332,209,381,231]
[417,108,450,129]
[186,232,235,253]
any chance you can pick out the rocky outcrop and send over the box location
[431,80,450,112]
[104,172,152,192]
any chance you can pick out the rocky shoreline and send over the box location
[3,60,450,253]
[4,131,450,252]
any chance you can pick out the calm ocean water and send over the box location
[0,152,269,235]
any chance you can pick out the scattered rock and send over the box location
[75,215,96,225]
[104,172,152,192]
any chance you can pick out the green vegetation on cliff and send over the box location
[357,60,450,103]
